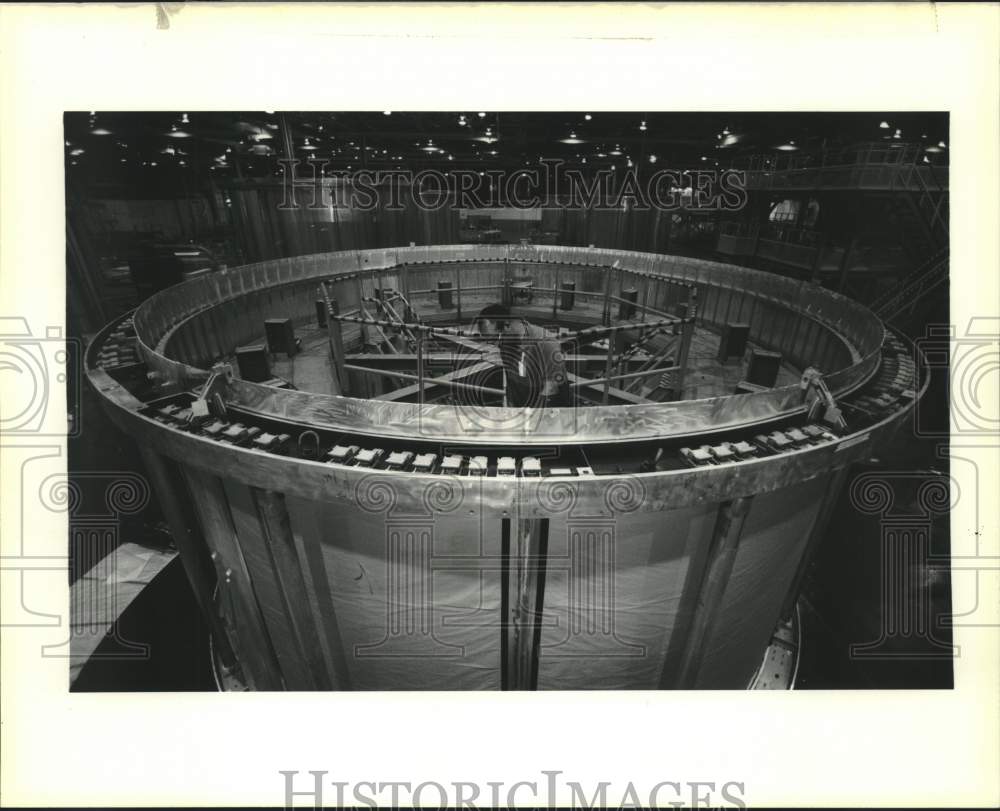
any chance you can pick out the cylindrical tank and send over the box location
[85,245,925,690]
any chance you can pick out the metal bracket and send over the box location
[190,363,233,420]
[800,366,846,429]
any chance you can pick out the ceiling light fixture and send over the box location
[879,120,890,129]
[584,113,592,121]
[639,120,647,132]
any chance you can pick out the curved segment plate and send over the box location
[128,245,886,444]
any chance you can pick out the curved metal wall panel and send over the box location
[286,498,505,691]
[693,475,831,689]
[537,504,716,690]
[87,245,926,691]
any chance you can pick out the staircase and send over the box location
[870,248,949,323]
[872,160,949,323]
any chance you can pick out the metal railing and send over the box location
[871,249,949,320]
[730,142,948,191]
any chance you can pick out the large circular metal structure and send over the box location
[86,244,925,690]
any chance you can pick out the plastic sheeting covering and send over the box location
[537,504,716,690]
[287,497,503,690]
[195,473,830,691]
[69,542,178,685]
[694,475,830,689]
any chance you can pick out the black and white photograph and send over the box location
[65,110,955,694]
[1,4,997,810]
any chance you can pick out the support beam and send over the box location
[252,488,340,689]
[322,288,348,395]
[139,450,239,676]
[671,496,753,689]
[345,364,506,398]
[574,364,681,390]
[416,336,425,405]
[180,466,284,690]
[780,467,850,621]
[567,373,653,405]
[374,360,497,402]
[671,289,697,400]
[601,266,613,325]
[504,517,550,690]
[602,331,615,404]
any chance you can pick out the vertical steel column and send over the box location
[672,288,697,400]
[399,262,410,303]
[550,265,558,320]
[322,285,348,395]
[601,266,613,326]
[139,450,238,673]
[780,467,849,621]
[180,467,284,691]
[416,335,425,405]
[252,488,338,689]
[500,518,513,690]
[603,326,617,404]
[455,264,463,323]
[672,496,753,688]
[503,516,550,690]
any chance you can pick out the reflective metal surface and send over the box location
[131,245,885,444]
